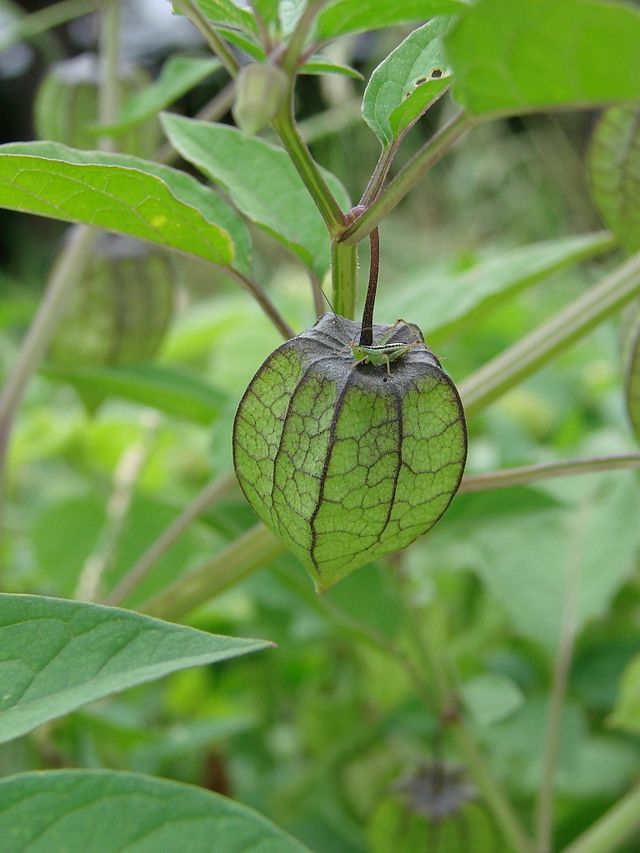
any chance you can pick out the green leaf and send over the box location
[254,0,279,25]
[0,142,252,272]
[161,114,351,278]
[279,0,307,35]
[233,314,466,591]
[446,0,640,117]
[41,363,228,424]
[0,594,270,745]
[460,673,524,726]
[363,20,452,146]
[379,232,616,344]
[315,0,466,40]
[178,0,257,33]
[609,654,640,733]
[0,770,311,852]
[300,55,364,80]
[100,56,221,134]
[467,474,640,653]
[588,106,640,255]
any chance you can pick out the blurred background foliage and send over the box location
[1,2,639,851]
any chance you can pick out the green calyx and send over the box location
[232,62,289,136]
[233,313,467,591]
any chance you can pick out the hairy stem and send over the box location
[459,454,640,493]
[561,784,640,853]
[331,241,358,319]
[103,470,238,606]
[273,95,345,235]
[340,111,473,246]
[179,0,240,76]
[461,251,640,417]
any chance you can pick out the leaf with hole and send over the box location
[161,114,351,278]
[446,0,640,117]
[0,770,311,852]
[0,142,252,272]
[0,594,271,745]
[233,314,467,591]
[363,20,452,146]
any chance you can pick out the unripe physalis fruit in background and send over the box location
[588,105,640,256]
[232,62,289,135]
[233,313,467,592]
[34,53,160,157]
[620,302,640,441]
[49,233,175,368]
[588,106,640,441]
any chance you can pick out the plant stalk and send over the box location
[0,0,122,503]
[180,0,240,77]
[273,96,345,236]
[340,111,473,246]
[460,251,640,417]
[0,0,93,53]
[392,572,534,853]
[534,508,584,853]
[331,241,358,319]
[228,269,295,339]
[103,471,238,606]
[141,523,286,619]
[459,454,640,493]
[561,784,640,853]
[359,227,380,346]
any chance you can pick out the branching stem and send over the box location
[359,228,380,346]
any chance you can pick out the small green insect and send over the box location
[343,319,423,376]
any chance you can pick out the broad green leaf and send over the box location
[379,232,615,344]
[279,0,306,35]
[41,363,228,424]
[468,474,640,653]
[301,55,364,80]
[0,594,270,744]
[608,654,640,733]
[233,314,466,591]
[176,0,257,33]
[0,770,311,852]
[315,0,466,40]
[100,56,221,134]
[460,673,524,726]
[254,0,279,26]
[588,106,640,254]
[161,114,351,278]
[363,20,452,146]
[446,0,640,117]
[0,142,252,272]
